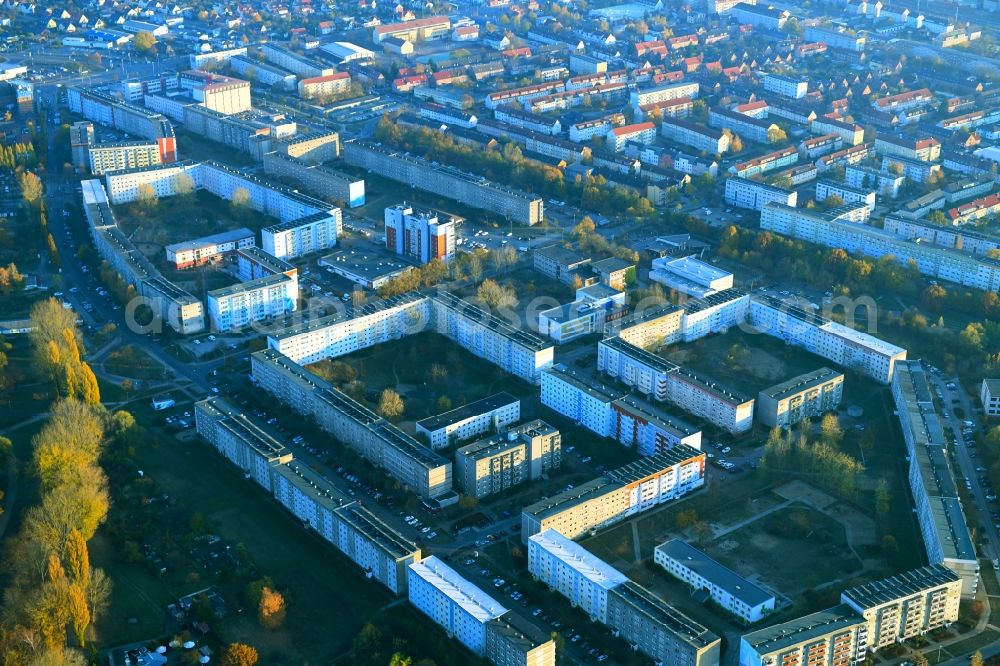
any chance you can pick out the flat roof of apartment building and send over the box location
[432,291,552,352]
[237,246,296,274]
[841,564,959,610]
[529,528,628,589]
[522,477,623,520]
[610,581,719,650]
[600,336,680,375]
[335,502,421,560]
[207,272,292,299]
[269,292,427,341]
[656,538,774,607]
[741,603,864,654]
[545,363,627,402]
[486,612,552,653]
[606,446,704,484]
[408,556,507,624]
[680,288,746,315]
[273,460,353,511]
[617,302,683,329]
[417,392,519,433]
[165,228,255,255]
[611,395,699,439]
[197,396,291,461]
[760,367,843,401]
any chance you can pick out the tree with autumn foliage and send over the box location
[222,643,259,666]
[258,587,286,629]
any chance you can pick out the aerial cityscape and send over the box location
[0,0,999,664]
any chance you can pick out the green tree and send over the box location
[0,435,11,468]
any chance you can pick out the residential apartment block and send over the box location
[251,349,453,499]
[724,176,797,211]
[86,139,163,176]
[892,361,978,597]
[194,398,421,596]
[408,556,507,656]
[661,118,731,154]
[982,379,1000,418]
[763,73,808,99]
[165,228,255,270]
[266,293,430,365]
[521,448,706,541]
[416,393,521,449]
[607,581,721,666]
[654,539,775,623]
[710,106,783,144]
[266,292,554,384]
[484,612,556,666]
[594,338,755,433]
[344,140,543,226]
[262,151,365,208]
[298,72,352,100]
[67,86,178,163]
[194,397,295,490]
[611,303,684,349]
[207,270,298,333]
[815,180,876,212]
[455,420,561,499]
[749,294,906,384]
[840,565,961,650]
[757,368,845,428]
[760,203,1000,292]
[430,292,556,384]
[82,179,204,334]
[179,69,253,115]
[874,135,941,163]
[263,211,341,260]
[528,529,628,623]
[630,81,701,112]
[739,604,868,666]
[385,204,456,264]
